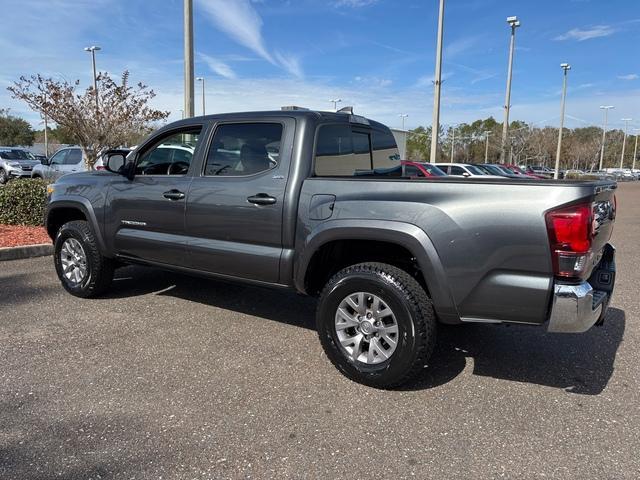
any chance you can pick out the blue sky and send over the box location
[1,0,639,131]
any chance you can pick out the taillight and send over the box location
[95,165,106,171]
[545,203,593,278]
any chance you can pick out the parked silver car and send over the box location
[31,147,86,181]
[0,147,40,184]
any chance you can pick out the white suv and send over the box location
[31,147,86,181]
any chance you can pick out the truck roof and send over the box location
[169,110,390,131]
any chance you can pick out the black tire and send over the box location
[316,262,436,389]
[0,168,8,184]
[54,220,114,298]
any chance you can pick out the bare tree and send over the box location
[8,71,169,168]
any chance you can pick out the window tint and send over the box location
[371,128,400,169]
[404,165,423,177]
[467,165,485,175]
[65,149,82,165]
[204,123,282,176]
[422,163,446,176]
[50,150,68,165]
[450,166,466,175]
[315,125,372,176]
[136,127,201,175]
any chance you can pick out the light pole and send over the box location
[184,0,194,118]
[554,63,571,179]
[83,45,101,111]
[450,126,456,163]
[429,0,445,163]
[633,128,640,172]
[599,106,614,171]
[484,130,491,163]
[330,99,342,112]
[399,114,408,130]
[620,118,632,169]
[500,16,521,163]
[196,77,206,115]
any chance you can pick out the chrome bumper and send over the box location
[547,282,607,333]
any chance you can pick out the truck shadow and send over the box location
[105,266,625,396]
[407,307,625,395]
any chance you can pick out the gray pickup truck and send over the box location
[45,109,617,388]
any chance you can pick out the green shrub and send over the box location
[0,178,48,226]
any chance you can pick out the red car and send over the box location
[503,164,544,179]
[401,161,447,178]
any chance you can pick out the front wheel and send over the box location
[316,262,436,388]
[54,220,114,298]
[0,168,8,184]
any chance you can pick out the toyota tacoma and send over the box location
[44,109,617,388]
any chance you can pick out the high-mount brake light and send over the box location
[545,203,593,278]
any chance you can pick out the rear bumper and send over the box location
[547,244,615,333]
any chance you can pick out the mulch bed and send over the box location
[0,224,52,248]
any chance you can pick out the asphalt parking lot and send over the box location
[1,183,639,479]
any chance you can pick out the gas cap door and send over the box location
[309,194,336,220]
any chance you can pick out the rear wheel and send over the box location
[316,262,436,388]
[54,220,114,298]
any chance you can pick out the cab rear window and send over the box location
[314,124,400,176]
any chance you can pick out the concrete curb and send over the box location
[0,243,53,261]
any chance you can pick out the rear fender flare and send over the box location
[295,219,459,321]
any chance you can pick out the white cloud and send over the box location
[618,74,638,81]
[554,25,616,41]
[444,36,481,58]
[196,0,303,77]
[333,0,379,7]
[198,53,237,79]
[274,52,303,79]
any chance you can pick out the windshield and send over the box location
[0,149,32,160]
[466,165,486,175]
[485,165,509,175]
[421,163,446,176]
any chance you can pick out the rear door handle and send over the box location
[247,193,277,205]
[163,189,185,200]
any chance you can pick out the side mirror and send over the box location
[40,158,49,165]
[105,153,126,174]
[462,172,471,177]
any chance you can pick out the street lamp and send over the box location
[429,0,446,163]
[450,125,456,163]
[184,0,194,118]
[399,114,408,130]
[330,99,342,112]
[196,77,205,115]
[554,63,571,179]
[620,118,633,169]
[632,128,640,172]
[484,130,491,163]
[83,45,101,111]
[500,16,521,163]
[599,106,614,171]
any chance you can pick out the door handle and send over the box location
[247,193,277,205]
[163,189,185,200]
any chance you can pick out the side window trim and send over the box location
[133,125,203,177]
[200,120,286,178]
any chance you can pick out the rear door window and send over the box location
[65,149,83,165]
[203,123,282,176]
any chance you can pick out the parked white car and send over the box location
[31,147,86,181]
